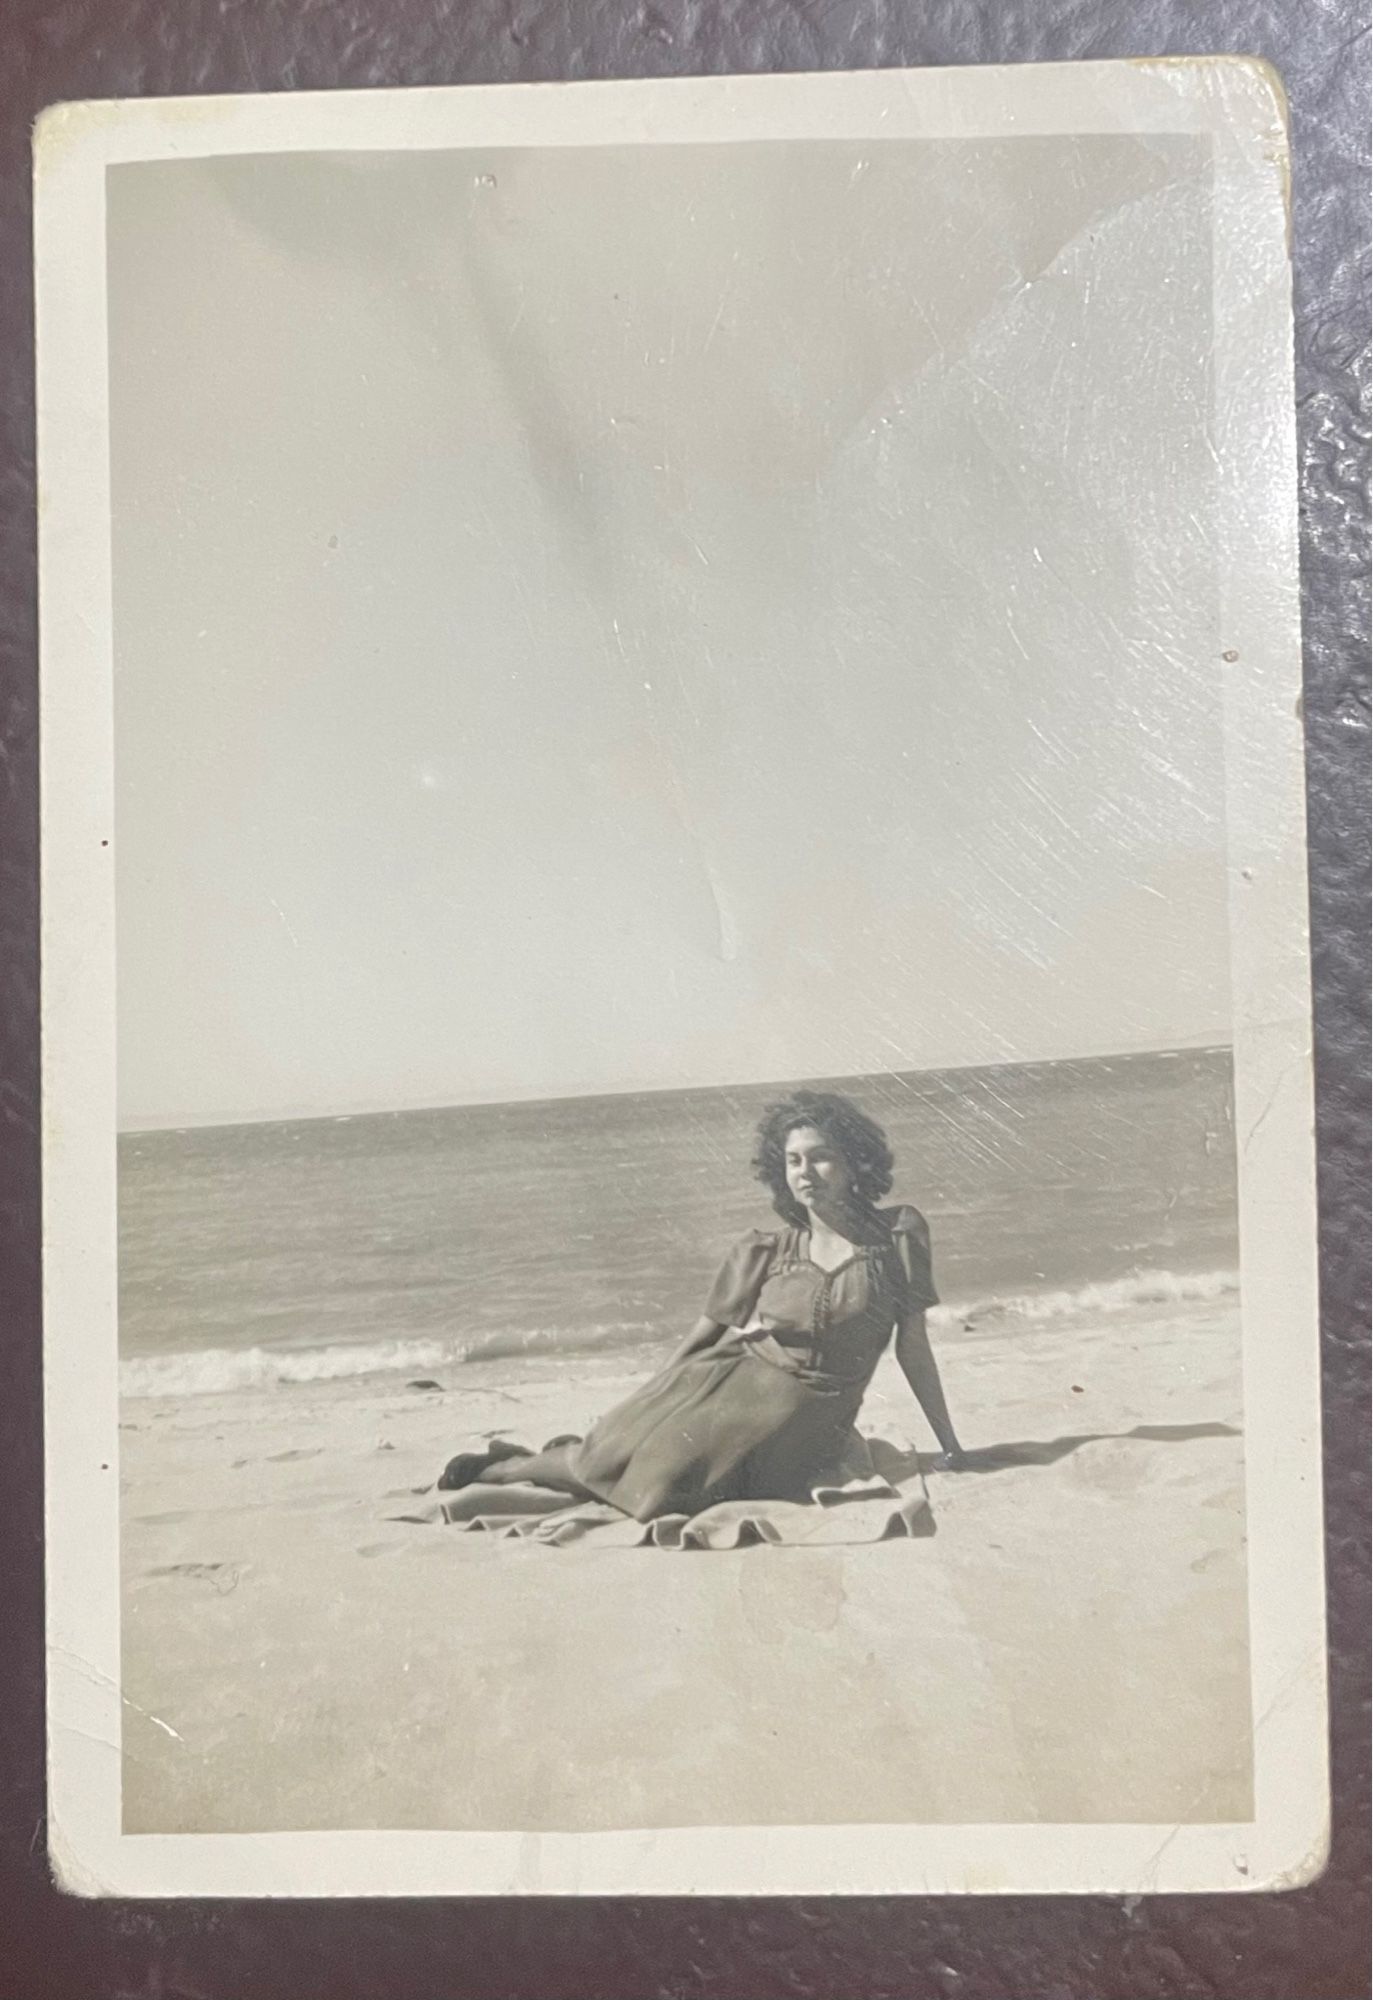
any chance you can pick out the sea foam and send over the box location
[933,1266,1239,1329]
[119,1271,1239,1399]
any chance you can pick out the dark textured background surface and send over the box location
[1,2,1367,1995]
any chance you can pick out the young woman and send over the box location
[437,1089,966,1524]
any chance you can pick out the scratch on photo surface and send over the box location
[1244,1054,1301,1152]
[51,1642,185,1744]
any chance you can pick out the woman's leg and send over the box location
[439,1439,600,1500]
[480,1442,600,1498]
[435,1477,595,1524]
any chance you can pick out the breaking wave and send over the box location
[119,1321,656,1399]
[932,1266,1239,1330]
[119,1267,1240,1400]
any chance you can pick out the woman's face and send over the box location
[783,1124,854,1216]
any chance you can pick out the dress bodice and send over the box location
[703,1207,938,1389]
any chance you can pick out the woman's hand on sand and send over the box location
[928,1444,969,1472]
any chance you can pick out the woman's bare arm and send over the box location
[893,1311,965,1464]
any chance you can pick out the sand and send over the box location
[119,1297,1252,1834]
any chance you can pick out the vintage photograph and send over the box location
[39,64,1325,1895]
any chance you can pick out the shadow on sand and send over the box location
[867,1421,1242,1484]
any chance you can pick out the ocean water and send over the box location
[118,1048,1238,1397]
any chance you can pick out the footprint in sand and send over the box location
[1190,1548,1228,1574]
[145,1561,243,1592]
[231,1447,325,1468]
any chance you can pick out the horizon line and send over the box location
[118,1032,1235,1138]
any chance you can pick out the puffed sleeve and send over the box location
[703,1230,775,1326]
[891,1205,939,1312]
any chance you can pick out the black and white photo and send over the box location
[37,60,1325,1896]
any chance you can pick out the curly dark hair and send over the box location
[751,1089,895,1227]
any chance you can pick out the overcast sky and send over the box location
[108,133,1226,1129]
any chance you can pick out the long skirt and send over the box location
[415,1335,933,1551]
[571,1335,864,1519]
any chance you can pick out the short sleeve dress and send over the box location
[570,1205,937,1523]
